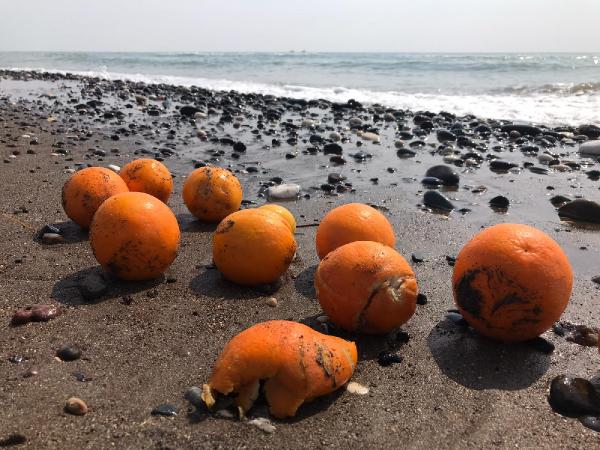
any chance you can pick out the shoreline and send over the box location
[1,72,600,448]
[2,68,599,128]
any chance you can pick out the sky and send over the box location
[1,0,599,53]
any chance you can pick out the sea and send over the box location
[1,52,599,126]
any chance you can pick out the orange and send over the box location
[62,167,129,229]
[202,320,357,418]
[183,166,242,222]
[119,158,173,203]
[260,204,296,233]
[452,223,573,342]
[90,192,180,281]
[316,203,395,259]
[212,209,296,286]
[315,240,418,334]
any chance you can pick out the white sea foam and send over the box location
[3,66,599,126]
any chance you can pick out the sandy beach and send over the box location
[1,72,600,449]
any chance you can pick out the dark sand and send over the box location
[1,74,600,449]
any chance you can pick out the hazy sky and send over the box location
[1,0,599,52]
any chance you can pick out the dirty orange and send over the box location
[183,166,242,222]
[316,203,395,259]
[452,223,573,342]
[119,159,173,203]
[90,192,180,281]
[62,167,129,229]
[202,320,357,418]
[315,240,418,334]
[212,209,296,286]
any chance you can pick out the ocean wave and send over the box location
[2,67,599,126]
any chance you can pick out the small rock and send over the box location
[579,140,600,155]
[151,404,178,417]
[549,375,600,417]
[411,253,424,263]
[423,191,454,212]
[248,417,276,434]
[329,132,341,142]
[346,381,369,395]
[22,368,39,378]
[327,173,346,184]
[265,297,278,307]
[558,199,600,224]
[65,397,88,416]
[184,387,204,408]
[107,164,120,173]
[490,160,518,172]
[416,293,428,305]
[377,351,403,367]
[57,345,81,361]
[489,195,509,211]
[11,304,60,325]
[323,143,343,155]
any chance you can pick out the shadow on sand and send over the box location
[427,318,551,391]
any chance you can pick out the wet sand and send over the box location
[1,73,600,449]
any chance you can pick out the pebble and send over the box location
[65,397,88,416]
[184,386,204,408]
[550,195,571,207]
[107,164,120,173]
[416,293,428,305]
[579,140,600,155]
[329,131,341,142]
[558,199,600,223]
[265,297,278,307]
[437,130,457,142]
[11,304,60,325]
[423,191,454,212]
[378,351,403,367]
[151,404,178,417]
[359,131,380,143]
[248,417,276,434]
[327,173,346,184]
[323,143,343,155]
[267,184,300,200]
[397,148,416,158]
[549,375,600,417]
[489,195,509,211]
[553,321,599,347]
[56,345,81,361]
[489,160,518,171]
[394,140,405,149]
[346,381,370,395]
[425,165,459,186]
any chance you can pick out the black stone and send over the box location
[425,165,459,186]
[327,173,346,184]
[397,148,416,158]
[180,106,200,117]
[151,403,178,417]
[550,195,571,207]
[323,143,343,155]
[378,351,403,367]
[489,160,518,172]
[416,293,428,305]
[489,196,509,211]
[233,141,246,153]
[423,191,454,212]
[558,199,600,224]
[500,124,542,136]
[549,375,600,417]
[437,130,457,142]
[57,345,81,361]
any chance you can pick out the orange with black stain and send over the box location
[62,167,129,229]
[183,166,242,222]
[201,320,357,418]
[212,209,296,286]
[90,192,180,281]
[315,240,418,334]
[316,203,396,259]
[452,223,573,342]
[119,159,173,203]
